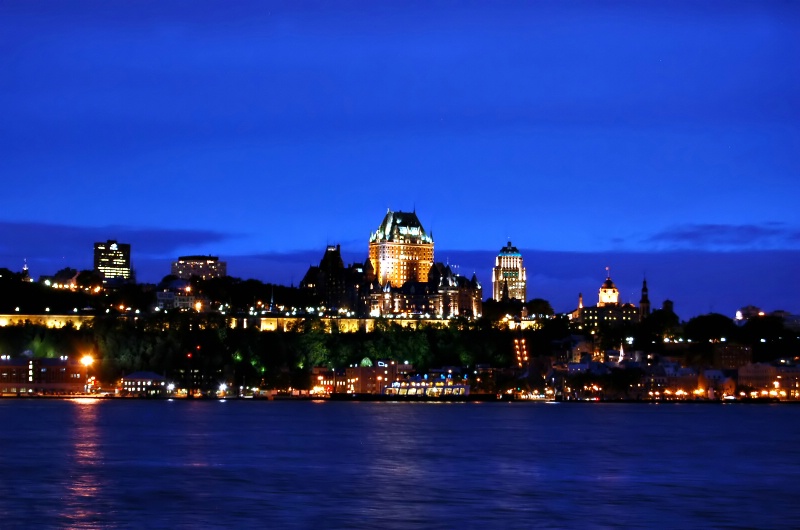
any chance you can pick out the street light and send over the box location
[81,355,94,394]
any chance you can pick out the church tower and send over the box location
[639,279,651,319]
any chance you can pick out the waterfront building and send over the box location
[737,363,778,392]
[171,255,227,280]
[94,240,132,281]
[492,241,526,302]
[368,209,434,288]
[0,355,86,395]
[120,372,168,397]
[343,361,411,394]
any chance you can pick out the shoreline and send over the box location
[0,393,789,404]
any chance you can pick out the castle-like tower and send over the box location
[368,209,434,287]
[492,241,527,301]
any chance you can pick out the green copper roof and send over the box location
[370,209,433,244]
[498,241,521,257]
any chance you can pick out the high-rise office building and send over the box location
[368,209,434,288]
[492,241,526,301]
[171,255,227,280]
[94,240,131,281]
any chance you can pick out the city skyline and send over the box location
[1,1,798,318]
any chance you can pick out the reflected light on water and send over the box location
[64,398,104,527]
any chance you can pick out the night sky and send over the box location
[1,1,798,319]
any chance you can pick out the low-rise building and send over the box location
[120,372,168,397]
[0,355,86,395]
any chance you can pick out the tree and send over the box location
[77,270,103,291]
[53,268,78,283]
[526,298,554,318]
[684,313,737,343]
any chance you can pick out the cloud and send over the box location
[437,248,800,319]
[0,221,237,263]
[232,247,800,319]
[644,223,800,250]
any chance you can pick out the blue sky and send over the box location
[1,1,798,318]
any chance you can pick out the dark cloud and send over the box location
[2,221,798,319]
[0,221,237,265]
[440,248,800,319]
[644,223,800,250]
[212,247,800,319]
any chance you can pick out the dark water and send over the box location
[0,399,797,529]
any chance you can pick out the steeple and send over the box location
[639,278,651,319]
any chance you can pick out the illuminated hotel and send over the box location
[492,241,526,301]
[368,209,434,287]
[94,240,131,281]
[171,255,227,280]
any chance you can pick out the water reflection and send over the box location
[64,398,104,527]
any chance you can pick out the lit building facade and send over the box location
[572,270,641,329]
[368,209,434,288]
[0,356,86,395]
[94,240,131,281]
[492,242,526,301]
[171,255,227,280]
[365,264,482,319]
[598,268,619,306]
[120,372,167,397]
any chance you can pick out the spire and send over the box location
[639,277,651,318]
[605,266,610,279]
